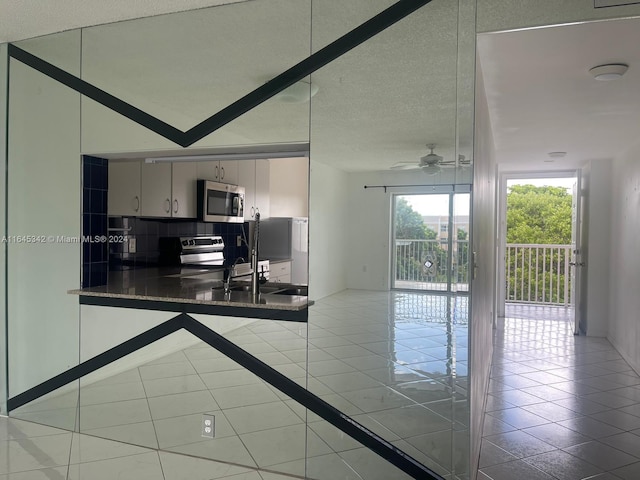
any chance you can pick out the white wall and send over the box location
[346,168,469,291]
[582,161,611,337]
[308,159,348,300]
[608,139,640,372]
[7,47,82,396]
[469,58,497,479]
[269,157,309,218]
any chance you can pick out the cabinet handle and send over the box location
[133,196,140,212]
[215,165,219,180]
[173,199,179,214]
[220,166,225,180]
[250,206,255,218]
[165,198,171,214]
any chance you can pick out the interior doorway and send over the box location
[391,192,470,293]
[497,172,583,333]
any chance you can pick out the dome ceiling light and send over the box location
[589,63,629,81]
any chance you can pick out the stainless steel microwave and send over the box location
[197,180,245,223]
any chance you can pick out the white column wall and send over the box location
[469,58,497,478]
[608,139,640,372]
[582,161,611,337]
[308,159,348,300]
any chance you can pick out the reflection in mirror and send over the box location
[77,312,308,477]
[7,29,82,430]
[80,0,312,153]
[308,0,474,477]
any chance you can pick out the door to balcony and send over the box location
[392,192,470,293]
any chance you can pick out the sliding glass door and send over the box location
[392,192,470,293]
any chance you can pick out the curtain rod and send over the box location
[364,184,472,193]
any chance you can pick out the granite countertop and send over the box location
[68,267,309,314]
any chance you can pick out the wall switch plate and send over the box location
[237,235,242,247]
[128,237,136,253]
[202,414,215,438]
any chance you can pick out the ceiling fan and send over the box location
[391,143,471,175]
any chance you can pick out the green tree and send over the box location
[394,198,445,282]
[395,198,436,240]
[505,184,573,303]
[506,184,572,244]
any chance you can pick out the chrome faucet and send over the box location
[251,212,260,301]
[223,257,246,294]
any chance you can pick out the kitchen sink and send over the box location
[272,287,308,296]
[229,285,283,294]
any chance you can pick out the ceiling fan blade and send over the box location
[390,163,419,170]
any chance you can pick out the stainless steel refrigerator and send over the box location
[258,217,308,285]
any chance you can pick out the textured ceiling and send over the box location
[8,1,635,174]
[7,0,470,173]
[0,0,247,43]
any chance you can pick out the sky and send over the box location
[400,176,576,216]
[401,193,470,217]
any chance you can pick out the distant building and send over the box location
[422,215,469,250]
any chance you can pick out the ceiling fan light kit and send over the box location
[390,143,472,172]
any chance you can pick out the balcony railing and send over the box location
[394,239,469,291]
[506,243,573,306]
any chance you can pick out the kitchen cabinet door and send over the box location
[270,261,291,283]
[219,160,238,185]
[196,160,238,184]
[238,159,270,221]
[141,162,172,217]
[108,160,141,216]
[238,159,257,221]
[196,161,219,182]
[255,159,270,219]
[171,162,198,218]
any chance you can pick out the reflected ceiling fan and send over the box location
[391,143,471,175]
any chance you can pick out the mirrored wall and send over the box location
[3,0,476,478]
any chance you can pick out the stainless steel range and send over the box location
[159,235,269,281]
[159,236,225,267]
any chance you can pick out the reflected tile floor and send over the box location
[479,304,640,480]
[8,290,469,479]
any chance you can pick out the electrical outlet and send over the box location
[237,235,242,247]
[128,237,136,253]
[202,414,215,438]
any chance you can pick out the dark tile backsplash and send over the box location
[82,155,108,288]
[108,217,249,269]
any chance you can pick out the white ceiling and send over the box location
[3,1,640,173]
[478,17,640,170]
[0,0,247,43]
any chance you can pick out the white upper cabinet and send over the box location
[140,161,198,218]
[141,162,172,217]
[196,160,238,185]
[108,160,141,216]
[171,162,198,218]
[238,159,270,221]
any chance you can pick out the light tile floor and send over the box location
[479,304,640,480]
[7,290,470,479]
